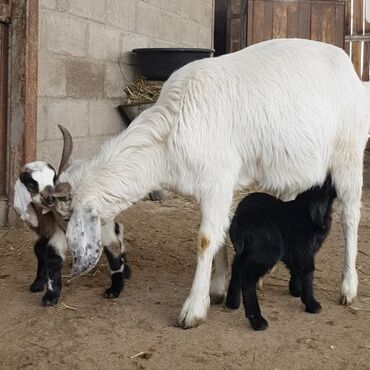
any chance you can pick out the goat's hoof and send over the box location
[30,280,45,293]
[339,294,355,306]
[249,316,268,331]
[210,293,225,305]
[42,292,59,307]
[176,316,204,329]
[305,300,322,314]
[104,288,120,299]
[177,296,209,329]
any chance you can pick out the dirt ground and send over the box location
[1,160,370,370]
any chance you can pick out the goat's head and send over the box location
[14,125,73,226]
[19,161,57,209]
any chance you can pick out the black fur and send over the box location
[42,246,63,307]
[19,171,39,193]
[225,176,336,331]
[103,248,131,299]
[30,237,48,292]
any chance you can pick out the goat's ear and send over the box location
[13,179,39,228]
[309,199,327,228]
[66,205,102,276]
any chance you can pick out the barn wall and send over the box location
[37,0,214,168]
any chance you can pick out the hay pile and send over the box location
[124,79,164,105]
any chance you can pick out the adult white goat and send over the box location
[57,39,369,328]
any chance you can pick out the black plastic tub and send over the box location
[132,48,214,80]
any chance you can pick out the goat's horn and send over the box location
[58,124,73,175]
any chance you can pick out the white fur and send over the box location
[14,180,39,228]
[49,226,67,259]
[63,39,370,327]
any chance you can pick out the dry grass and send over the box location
[124,79,164,105]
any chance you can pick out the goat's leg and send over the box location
[103,248,130,299]
[42,246,64,306]
[332,151,363,305]
[225,256,242,309]
[178,190,233,329]
[289,272,302,297]
[102,222,130,299]
[210,244,228,304]
[30,237,48,292]
[300,271,321,313]
[240,270,268,331]
[42,229,67,307]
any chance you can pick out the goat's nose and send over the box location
[45,195,54,205]
[41,186,55,206]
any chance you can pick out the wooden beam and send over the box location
[7,0,38,226]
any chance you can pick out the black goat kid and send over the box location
[225,176,336,331]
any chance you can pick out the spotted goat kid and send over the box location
[225,176,336,330]
[14,126,131,306]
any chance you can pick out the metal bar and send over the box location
[345,33,370,41]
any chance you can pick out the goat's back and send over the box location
[161,39,369,197]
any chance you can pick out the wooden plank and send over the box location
[0,22,8,196]
[7,0,38,226]
[310,3,322,41]
[247,0,254,45]
[352,0,363,78]
[230,17,242,52]
[252,0,265,43]
[272,2,288,38]
[287,3,299,38]
[343,0,351,54]
[335,3,345,48]
[363,41,370,81]
[230,0,242,15]
[263,0,273,40]
[321,5,336,44]
[298,2,310,39]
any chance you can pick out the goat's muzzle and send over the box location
[40,185,55,207]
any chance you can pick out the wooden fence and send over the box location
[226,0,370,81]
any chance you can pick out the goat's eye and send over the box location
[27,184,37,191]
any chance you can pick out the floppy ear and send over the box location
[66,205,102,276]
[309,199,328,228]
[13,179,39,228]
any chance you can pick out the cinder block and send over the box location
[69,0,106,23]
[70,136,114,160]
[37,140,65,169]
[45,12,88,57]
[38,52,66,97]
[163,0,189,18]
[189,0,208,25]
[136,2,161,38]
[88,24,121,61]
[120,32,148,65]
[107,0,135,31]
[197,25,212,48]
[66,59,105,99]
[159,12,182,44]
[88,100,124,136]
[45,99,89,140]
[181,19,198,47]
[39,0,70,12]
[37,98,48,142]
[106,62,137,98]
[148,38,175,48]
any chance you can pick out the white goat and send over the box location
[56,39,369,328]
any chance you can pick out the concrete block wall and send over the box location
[37,0,215,168]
